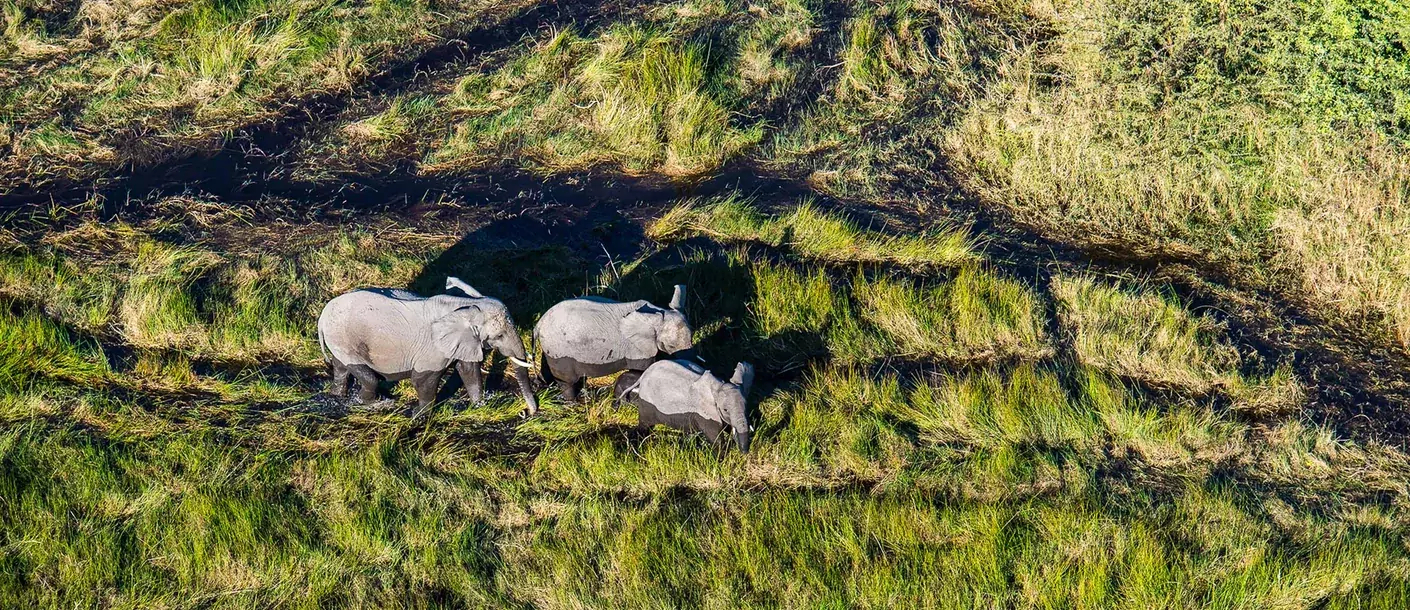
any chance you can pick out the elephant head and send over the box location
[693,361,754,452]
[430,295,539,414]
[726,362,755,451]
[621,284,694,359]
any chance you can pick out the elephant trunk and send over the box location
[734,430,752,453]
[512,364,537,415]
[497,337,539,415]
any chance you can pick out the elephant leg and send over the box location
[634,399,658,433]
[412,371,442,409]
[699,418,726,447]
[457,361,483,405]
[329,362,351,398]
[350,365,379,404]
[557,377,585,403]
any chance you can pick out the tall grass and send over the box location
[0,308,109,387]
[945,0,1410,354]
[1054,274,1307,413]
[749,261,837,337]
[1,216,441,364]
[428,23,762,178]
[649,195,978,269]
[5,415,1407,608]
[0,0,540,188]
[851,268,1050,363]
[762,0,1033,199]
[735,0,814,103]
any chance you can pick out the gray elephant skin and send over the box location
[615,360,754,452]
[533,285,693,402]
[317,277,538,413]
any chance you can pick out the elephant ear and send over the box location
[730,362,755,395]
[619,306,662,360]
[690,373,724,421]
[431,306,485,363]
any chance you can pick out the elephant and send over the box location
[533,285,694,402]
[614,360,754,452]
[317,277,539,414]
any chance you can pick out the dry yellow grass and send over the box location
[1270,135,1410,352]
[946,0,1410,357]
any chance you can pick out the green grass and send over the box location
[3,375,1408,607]
[649,195,978,269]
[851,268,1051,364]
[1052,274,1305,414]
[2,216,439,365]
[5,0,1410,605]
[294,1,826,182]
[946,0,1410,354]
[0,308,109,388]
[0,0,543,189]
[426,22,764,178]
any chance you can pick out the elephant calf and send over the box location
[317,277,538,413]
[533,284,694,402]
[615,360,754,452]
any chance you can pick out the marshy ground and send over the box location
[4,0,1410,607]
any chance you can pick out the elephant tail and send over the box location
[536,344,551,386]
[316,319,330,364]
[620,376,643,397]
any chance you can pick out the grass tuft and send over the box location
[428,23,762,178]
[649,195,978,269]
[0,308,110,387]
[850,267,1051,364]
[1054,274,1240,393]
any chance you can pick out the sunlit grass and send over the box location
[649,195,978,269]
[945,0,1410,355]
[427,23,762,178]
[0,308,109,387]
[0,0,541,189]
[1,216,442,365]
[6,412,1405,608]
[850,268,1050,364]
[5,0,1410,593]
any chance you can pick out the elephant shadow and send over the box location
[407,208,650,331]
[397,207,649,399]
[393,209,833,431]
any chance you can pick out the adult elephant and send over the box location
[533,285,694,402]
[317,277,538,413]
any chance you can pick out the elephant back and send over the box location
[636,360,714,418]
[535,297,653,358]
[319,289,445,373]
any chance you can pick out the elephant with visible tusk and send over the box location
[533,285,695,402]
[615,360,754,452]
[317,277,539,414]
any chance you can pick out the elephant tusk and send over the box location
[508,356,534,368]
